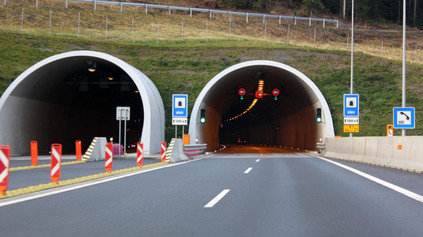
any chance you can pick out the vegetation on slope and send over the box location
[1,30,422,141]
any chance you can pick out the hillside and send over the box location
[0,0,423,140]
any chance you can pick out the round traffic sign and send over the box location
[238,88,246,96]
[255,90,263,99]
[272,88,280,97]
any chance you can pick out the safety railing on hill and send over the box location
[5,0,350,29]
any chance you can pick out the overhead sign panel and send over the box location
[344,94,359,117]
[393,107,415,129]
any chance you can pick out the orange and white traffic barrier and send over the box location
[161,142,167,163]
[31,141,38,166]
[137,142,143,167]
[75,140,82,161]
[50,144,62,184]
[105,142,113,173]
[0,145,10,195]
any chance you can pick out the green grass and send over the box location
[1,23,423,140]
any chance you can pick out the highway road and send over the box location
[1,147,423,236]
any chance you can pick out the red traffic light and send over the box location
[255,90,263,99]
[238,88,246,96]
[272,88,280,97]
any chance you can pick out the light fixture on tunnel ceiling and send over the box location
[223,80,264,123]
[135,90,139,93]
[108,76,114,81]
[88,61,96,72]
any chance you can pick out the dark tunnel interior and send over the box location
[8,56,143,154]
[200,65,321,151]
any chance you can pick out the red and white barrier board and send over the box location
[161,142,167,163]
[137,142,144,167]
[0,145,10,195]
[50,144,62,184]
[105,142,113,173]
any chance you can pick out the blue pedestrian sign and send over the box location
[344,94,359,117]
[393,107,415,129]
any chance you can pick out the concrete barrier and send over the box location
[323,136,423,173]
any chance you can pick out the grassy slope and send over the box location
[1,28,423,140]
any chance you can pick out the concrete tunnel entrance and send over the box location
[0,51,164,155]
[189,60,334,151]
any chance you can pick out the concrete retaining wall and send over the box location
[323,136,423,173]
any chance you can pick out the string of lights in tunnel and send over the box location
[224,80,264,123]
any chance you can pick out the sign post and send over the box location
[343,94,360,135]
[116,107,130,158]
[172,94,188,138]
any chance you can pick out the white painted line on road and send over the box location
[0,159,202,207]
[204,189,230,208]
[318,157,423,203]
[255,159,260,162]
[244,167,253,174]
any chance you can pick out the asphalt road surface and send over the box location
[1,147,423,236]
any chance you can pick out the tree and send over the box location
[302,0,324,16]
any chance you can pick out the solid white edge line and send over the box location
[318,157,423,203]
[204,189,230,208]
[0,159,203,207]
[244,167,253,174]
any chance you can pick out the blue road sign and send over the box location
[393,107,415,129]
[172,94,188,118]
[344,94,359,117]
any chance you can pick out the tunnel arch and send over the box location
[189,60,334,151]
[0,50,164,155]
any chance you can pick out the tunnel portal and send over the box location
[0,51,164,155]
[189,60,334,151]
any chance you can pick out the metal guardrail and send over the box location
[57,0,350,29]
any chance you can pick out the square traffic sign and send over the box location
[172,94,188,118]
[344,94,359,117]
[393,107,415,129]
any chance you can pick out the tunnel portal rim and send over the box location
[188,60,335,145]
[0,50,164,154]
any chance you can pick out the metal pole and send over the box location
[264,22,267,41]
[206,19,208,42]
[351,0,354,95]
[78,12,80,38]
[181,21,184,42]
[313,27,316,45]
[21,8,24,31]
[49,10,52,34]
[105,16,108,40]
[66,0,68,9]
[156,22,159,44]
[402,0,407,136]
[36,0,38,8]
[229,17,231,40]
[175,126,177,139]
[118,118,121,159]
[132,18,134,43]
[287,24,290,43]
[124,116,127,157]
[381,40,383,56]
[94,0,96,10]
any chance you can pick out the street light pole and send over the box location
[402,0,407,136]
[350,0,354,138]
